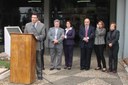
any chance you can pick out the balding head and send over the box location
[84,18,90,27]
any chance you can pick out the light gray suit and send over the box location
[24,22,46,50]
[48,27,64,68]
[24,21,46,79]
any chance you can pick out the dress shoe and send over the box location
[85,67,90,70]
[50,68,54,70]
[38,77,43,80]
[68,67,71,70]
[42,68,45,70]
[107,69,112,72]
[113,70,117,73]
[102,68,107,72]
[95,67,101,70]
[80,68,85,70]
[57,68,61,70]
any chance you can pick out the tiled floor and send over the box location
[0,48,128,85]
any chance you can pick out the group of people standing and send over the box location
[94,21,120,73]
[24,13,120,80]
[79,18,120,73]
[48,19,75,70]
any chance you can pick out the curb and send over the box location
[122,61,128,73]
[0,70,10,80]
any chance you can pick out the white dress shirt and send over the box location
[65,27,72,39]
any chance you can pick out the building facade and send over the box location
[0,0,127,59]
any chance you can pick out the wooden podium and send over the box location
[10,33,37,84]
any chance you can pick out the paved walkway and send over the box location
[0,48,128,85]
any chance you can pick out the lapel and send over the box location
[35,22,41,33]
[52,27,60,36]
[57,28,60,36]
[31,22,34,29]
[83,26,86,35]
[65,28,72,35]
[36,22,39,28]
[67,30,71,35]
[87,26,90,35]
[111,30,116,39]
[53,27,56,36]
[31,22,40,33]
[108,30,116,39]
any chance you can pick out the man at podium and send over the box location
[24,13,46,80]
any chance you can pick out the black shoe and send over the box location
[38,77,43,80]
[113,70,117,73]
[57,68,61,70]
[50,68,54,70]
[64,66,67,69]
[42,68,45,70]
[85,67,90,70]
[107,69,112,72]
[80,68,85,70]
[68,67,71,70]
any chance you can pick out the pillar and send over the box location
[116,0,125,58]
[123,0,128,58]
[44,0,50,48]
[110,0,117,22]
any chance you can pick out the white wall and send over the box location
[116,0,128,58]
[123,0,128,58]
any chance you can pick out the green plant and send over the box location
[0,60,10,69]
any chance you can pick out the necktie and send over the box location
[33,24,36,29]
[85,27,88,37]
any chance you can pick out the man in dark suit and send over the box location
[24,13,46,80]
[79,18,95,70]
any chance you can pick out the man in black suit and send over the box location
[79,18,95,70]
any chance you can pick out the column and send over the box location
[44,0,50,48]
[110,0,117,22]
[123,0,128,58]
[116,0,125,58]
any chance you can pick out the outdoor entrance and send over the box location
[0,0,110,45]
[50,0,110,45]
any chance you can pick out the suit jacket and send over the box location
[94,28,106,45]
[63,28,75,45]
[106,30,120,46]
[48,27,64,48]
[24,22,46,50]
[79,25,95,48]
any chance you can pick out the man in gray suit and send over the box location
[24,13,46,80]
[48,19,64,70]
